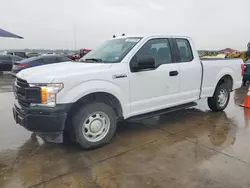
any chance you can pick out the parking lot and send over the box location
[1,75,250,188]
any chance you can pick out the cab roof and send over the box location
[112,34,190,40]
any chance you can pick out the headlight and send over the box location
[29,83,63,107]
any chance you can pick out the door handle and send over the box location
[169,71,179,76]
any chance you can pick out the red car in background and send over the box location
[68,48,91,61]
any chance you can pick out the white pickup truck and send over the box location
[13,35,243,149]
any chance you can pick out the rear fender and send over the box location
[213,67,234,93]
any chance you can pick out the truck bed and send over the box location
[200,58,243,98]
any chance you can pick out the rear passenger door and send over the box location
[128,38,180,116]
[174,38,201,102]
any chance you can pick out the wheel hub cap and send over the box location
[90,120,102,133]
[82,111,111,143]
[217,89,228,107]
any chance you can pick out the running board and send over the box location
[127,102,197,122]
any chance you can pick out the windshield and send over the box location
[80,37,142,63]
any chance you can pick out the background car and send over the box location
[42,52,58,56]
[0,55,23,71]
[242,59,250,86]
[67,49,91,61]
[5,51,27,58]
[12,55,72,76]
[26,52,40,58]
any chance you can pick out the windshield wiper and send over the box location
[85,58,103,62]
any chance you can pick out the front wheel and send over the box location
[72,102,117,149]
[208,84,230,112]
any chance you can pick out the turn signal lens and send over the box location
[41,87,48,103]
[29,83,63,107]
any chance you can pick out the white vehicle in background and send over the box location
[13,35,243,149]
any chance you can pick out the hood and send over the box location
[16,62,112,83]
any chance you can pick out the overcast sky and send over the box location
[0,0,249,50]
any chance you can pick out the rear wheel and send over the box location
[72,102,117,149]
[208,84,230,112]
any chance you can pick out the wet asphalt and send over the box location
[1,75,250,188]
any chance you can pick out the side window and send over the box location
[135,39,172,67]
[176,39,193,62]
[43,56,58,64]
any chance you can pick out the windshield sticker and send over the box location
[114,56,119,60]
[125,38,140,43]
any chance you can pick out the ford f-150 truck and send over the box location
[12,35,243,149]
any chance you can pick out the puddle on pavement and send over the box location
[0,74,13,93]
[1,82,250,187]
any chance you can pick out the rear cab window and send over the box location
[175,38,193,62]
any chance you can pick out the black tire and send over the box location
[72,102,117,149]
[207,83,230,112]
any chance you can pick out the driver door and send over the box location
[128,38,180,116]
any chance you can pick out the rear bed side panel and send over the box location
[221,59,242,90]
[200,59,242,98]
[231,59,244,89]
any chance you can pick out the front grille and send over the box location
[15,77,30,107]
[15,77,41,107]
[18,97,30,107]
[16,77,29,88]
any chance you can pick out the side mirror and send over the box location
[135,55,155,71]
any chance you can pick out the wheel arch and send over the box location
[72,92,123,118]
[65,92,124,131]
[213,74,233,96]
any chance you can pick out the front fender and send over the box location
[57,80,129,117]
